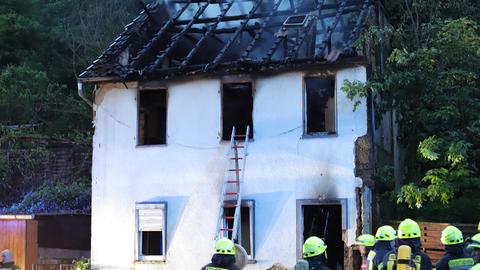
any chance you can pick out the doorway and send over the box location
[299,202,344,270]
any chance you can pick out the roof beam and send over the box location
[169,21,285,34]
[241,0,285,59]
[181,0,236,67]
[317,0,348,58]
[345,0,371,50]
[173,0,364,25]
[204,0,264,71]
[147,3,210,72]
[130,3,190,69]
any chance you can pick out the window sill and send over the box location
[135,260,165,264]
[136,144,168,149]
[302,132,338,139]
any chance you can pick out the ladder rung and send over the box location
[232,146,244,149]
[228,169,241,172]
[225,181,240,183]
[235,134,247,137]
[224,216,234,220]
[225,192,238,195]
[230,157,243,160]
[220,228,234,231]
[223,204,237,208]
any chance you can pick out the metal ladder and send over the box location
[215,126,250,242]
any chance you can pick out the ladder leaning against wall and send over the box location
[215,126,250,243]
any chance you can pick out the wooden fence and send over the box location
[386,221,478,263]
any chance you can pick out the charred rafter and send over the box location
[205,0,264,71]
[241,0,285,59]
[287,0,327,59]
[345,0,371,50]
[147,3,210,72]
[174,0,365,25]
[130,3,190,70]
[181,0,236,67]
[317,0,348,58]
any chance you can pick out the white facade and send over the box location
[91,66,368,270]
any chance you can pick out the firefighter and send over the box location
[303,236,330,270]
[370,226,397,270]
[381,218,432,270]
[468,233,480,270]
[356,234,376,270]
[436,226,474,270]
[201,238,240,270]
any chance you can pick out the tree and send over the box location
[343,1,480,222]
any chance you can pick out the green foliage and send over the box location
[72,258,91,270]
[0,0,142,212]
[3,180,91,214]
[343,0,480,222]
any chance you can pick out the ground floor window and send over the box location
[224,200,255,261]
[297,200,347,269]
[136,202,167,261]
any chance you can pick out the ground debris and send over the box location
[267,263,292,270]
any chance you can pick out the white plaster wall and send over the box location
[91,66,367,270]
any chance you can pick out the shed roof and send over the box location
[79,0,372,81]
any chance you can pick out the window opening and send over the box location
[138,90,167,145]
[305,77,336,135]
[224,201,255,260]
[302,204,343,270]
[136,203,166,261]
[222,82,253,140]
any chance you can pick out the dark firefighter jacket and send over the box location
[436,244,474,270]
[367,241,396,270]
[306,254,330,270]
[381,238,432,270]
[201,254,240,270]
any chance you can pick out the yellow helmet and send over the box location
[356,234,376,247]
[467,233,480,249]
[477,222,479,231]
[303,236,327,258]
[215,238,236,255]
[398,218,421,239]
[376,225,397,241]
[441,226,464,245]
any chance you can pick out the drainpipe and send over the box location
[77,80,93,108]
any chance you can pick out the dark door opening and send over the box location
[303,204,344,270]
[222,82,253,140]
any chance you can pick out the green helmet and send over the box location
[215,238,236,255]
[467,233,480,249]
[398,218,421,239]
[376,225,397,241]
[303,236,327,258]
[478,222,480,231]
[356,234,376,247]
[472,264,480,270]
[441,226,464,245]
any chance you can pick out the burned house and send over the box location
[78,0,377,269]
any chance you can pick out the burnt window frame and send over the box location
[137,88,168,146]
[135,202,167,262]
[302,75,337,137]
[221,79,255,141]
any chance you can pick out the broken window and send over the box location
[300,203,344,270]
[136,203,166,261]
[138,90,167,145]
[224,200,255,260]
[304,77,336,135]
[222,82,253,141]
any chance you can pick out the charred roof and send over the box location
[79,0,373,82]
